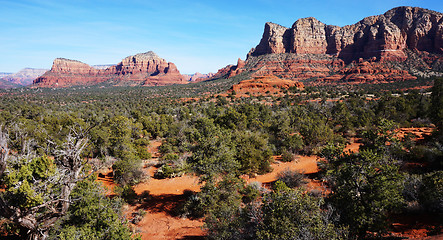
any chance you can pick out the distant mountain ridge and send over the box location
[0,79,19,89]
[0,68,48,88]
[92,64,116,70]
[33,51,185,87]
[216,6,443,84]
[0,73,12,78]
[182,72,215,82]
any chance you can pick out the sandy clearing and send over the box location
[245,155,320,185]
[97,129,439,239]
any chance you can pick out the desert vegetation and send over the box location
[0,77,441,239]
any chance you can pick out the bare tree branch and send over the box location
[0,128,9,178]
[0,130,90,240]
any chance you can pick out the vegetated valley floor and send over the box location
[98,134,438,240]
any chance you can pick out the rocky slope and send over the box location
[0,78,20,89]
[229,75,304,95]
[0,68,48,87]
[33,52,185,87]
[220,6,443,84]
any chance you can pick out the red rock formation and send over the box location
[33,58,105,87]
[249,7,443,62]
[33,52,185,87]
[220,7,443,85]
[229,75,304,95]
[211,64,236,79]
[291,18,328,54]
[321,60,417,83]
[210,58,247,79]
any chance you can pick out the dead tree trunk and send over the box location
[0,130,89,240]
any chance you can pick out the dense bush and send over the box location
[418,171,443,212]
[327,150,405,236]
[50,177,137,239]
[204,180,348,240]
[112,154,144,185]
[276,169,307,188]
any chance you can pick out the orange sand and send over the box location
[246,155,320,185]
[396,127,434,141]
[97,133,441,239]
[129,139,204,240]
[344,138,361,153]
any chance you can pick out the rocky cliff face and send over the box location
[224,6,443,85]
[249,7,442,62]
[33,59,104,87]
[104,52,185,86]
[33,52,185,87]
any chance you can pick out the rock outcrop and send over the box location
[104,52,185,86]
[218,6,442,85]
[249,7,442,62]
[33,52,185,87]
[33,59,104,87]
[228,75,304,95]
[211,58,247,79]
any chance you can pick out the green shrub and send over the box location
[281,149,296,162]
[115,185,138,204]
[419,171,443,212]
[277,169,307,188]
[135,145,151,159]
[112,154,144,185]
[50,177,138,240]
[161,153,179,164]
[241,182,262,203]
[154,164,175,179]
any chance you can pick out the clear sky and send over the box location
[0,0,442,74]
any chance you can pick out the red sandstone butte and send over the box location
[218,7,442,85]
[33,51,185,88]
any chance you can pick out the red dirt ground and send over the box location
[245,155,319,184]
[344,137,362,153]
[125,140,204,240]
[390,213,442,239]
[396,127,434,141]
[96,132,441,240]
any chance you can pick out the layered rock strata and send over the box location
[229,75,304,95]
[33,52,185,87]
[249,7,443,62]
[220,7,442,84]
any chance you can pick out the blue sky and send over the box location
[0,0,442,74]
